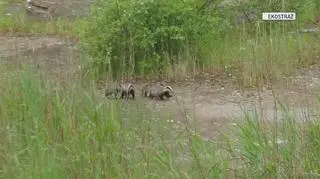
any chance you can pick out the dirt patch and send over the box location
[4,0,93,20]
[0,33,79,81]
[0,33,68,58]
[140,78,319,138]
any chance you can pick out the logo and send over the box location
[262,12,296,21]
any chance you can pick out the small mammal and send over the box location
[105,86,122,99]
[119,83,135,100]
[105,83,135,100]
[141,82,174,100]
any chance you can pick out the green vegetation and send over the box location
[1,66,320,178]
[78,0,320,85]
[79,0,229,79]
[0,15,78,36]
[1,0,320,178]
[1,0,319,85]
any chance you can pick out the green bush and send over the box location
[79,0,229,78]
[78,0,319,82]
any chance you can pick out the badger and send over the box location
[105,83,135,100]
[141,82,174,100]
[119,83,135,100]
[105,86,122,99]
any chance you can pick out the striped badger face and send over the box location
[141,83,174,100]
[120,83,135,100]
[162,85,174,99]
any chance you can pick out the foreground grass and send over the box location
[1,66,320,178]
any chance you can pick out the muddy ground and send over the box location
[1,0,320,139]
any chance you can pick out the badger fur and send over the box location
[119,83,135,100]
[105,86,122,99]
[141,82,174,100]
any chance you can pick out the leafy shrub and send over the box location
[79,0,229,78]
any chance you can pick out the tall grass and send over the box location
[226,107,320,178]
[0,66,225,178]
[1,64,320,178]
[206,22,320,88]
